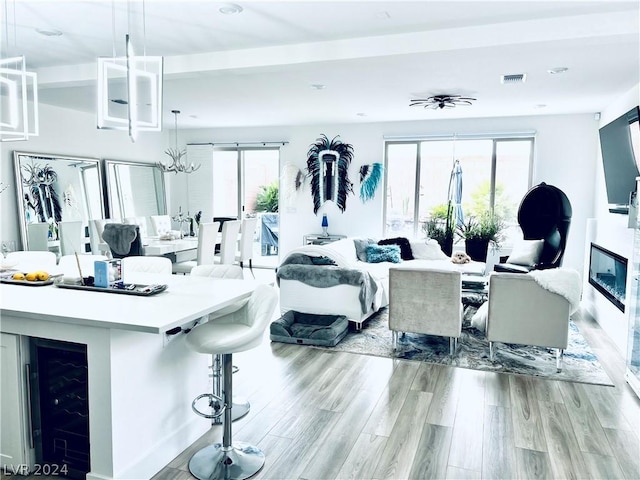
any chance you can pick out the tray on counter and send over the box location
[55,283,168,296]
[1,278,55,286]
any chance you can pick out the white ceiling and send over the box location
[4,0,639,129]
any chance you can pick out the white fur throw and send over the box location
[529,268,582,314]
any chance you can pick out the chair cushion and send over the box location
[506,239,544,267]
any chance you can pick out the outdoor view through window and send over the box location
[384,137,533,247]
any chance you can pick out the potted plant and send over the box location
[422,202,455,256]
[456,212,505,262]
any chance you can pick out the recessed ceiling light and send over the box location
[36,28,63,37]
[311,84,326,90]
[219,3,243,15]
[548,67,569,75]
[376,11,391,19]
[535,104,547,109]
[356,112,367,117]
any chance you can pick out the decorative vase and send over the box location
[465,238,490,262]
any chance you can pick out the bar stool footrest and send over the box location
[192,393,225,419]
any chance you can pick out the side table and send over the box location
[303,234,346,246]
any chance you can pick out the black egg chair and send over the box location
[494,182,572,273]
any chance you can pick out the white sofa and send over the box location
[277,237,486,329]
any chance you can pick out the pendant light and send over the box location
[97,0,163,142]
[0,0,39,141]
[157,110,201,174]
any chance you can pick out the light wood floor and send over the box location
[152,309,640,480]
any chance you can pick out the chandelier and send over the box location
[410,94,476,110]
[157,110,201,174]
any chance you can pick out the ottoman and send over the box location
[270,311,349,347]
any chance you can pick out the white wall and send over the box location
[0,103,169,250]
[176,113,599,274]
[583,83,640,354]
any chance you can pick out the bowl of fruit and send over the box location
[2,270,53,286]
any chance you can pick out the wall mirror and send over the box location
[104,159,167,220]
[14,151,105,251]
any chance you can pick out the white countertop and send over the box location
[0,272,258,334]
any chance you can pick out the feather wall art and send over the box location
[359,163,384,202]
[306,134,354,214]
[281,163,304,209]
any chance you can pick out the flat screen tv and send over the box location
[598,106,640,214]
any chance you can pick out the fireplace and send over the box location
[588,243,627,312]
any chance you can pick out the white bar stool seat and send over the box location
[185,284,277,480]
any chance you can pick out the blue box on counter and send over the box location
[94,259,122,288]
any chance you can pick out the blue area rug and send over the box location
[317,305,614,386]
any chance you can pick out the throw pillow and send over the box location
[353,238,376,262]
[507,239,545,267]
[409,239,449,260]
[366,244,402,263]
[378,237,414,260]
[470,302,488,333]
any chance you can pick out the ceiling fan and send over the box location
[410,94,477,109]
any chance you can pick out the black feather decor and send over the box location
[306,134,354,214]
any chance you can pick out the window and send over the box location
[384,135,533,246]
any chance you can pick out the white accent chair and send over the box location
[58,254,108,277]
[215,220,242,265]
[121,256,172,274]
[389,266,463,356]
[150,215,173,236]
[185,284,278,480]
[124,216,149,239]
[58,221,84,256]
[236,217,258,277]
[27,223,50,251]
[486,272,573,371]
[5,251,57,272]
[172,222,220,274]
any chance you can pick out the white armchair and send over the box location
[389,266,462,356]
[485,271,579,371]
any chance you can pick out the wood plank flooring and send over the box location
[5,305,638,480]
[151,308,640,480]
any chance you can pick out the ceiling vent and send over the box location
[501,74,527,84]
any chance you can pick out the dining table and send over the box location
[0,272,261,480]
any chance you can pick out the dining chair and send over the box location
[172,222,220,274]
[215,220,242,265]
[236,217,258,278]
[5,251,58,272]
[124,216,149,239]
[122,256,173,274]
[58,254,108,277]
[90,219,114,255]
[27,223,50,251]
[150,215,173,236]
[58,221,84,256]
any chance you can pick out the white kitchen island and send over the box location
[0,272,260,480]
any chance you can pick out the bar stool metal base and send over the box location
[188,441,265,480]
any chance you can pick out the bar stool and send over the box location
[190,264,250,422]
[186,284,277,480]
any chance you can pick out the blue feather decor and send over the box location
[359,163,383,202]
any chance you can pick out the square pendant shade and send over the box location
[0,56,39,141]
[97,35,163,142]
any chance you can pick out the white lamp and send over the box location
[0,55,39,141]
[97,35,163,142]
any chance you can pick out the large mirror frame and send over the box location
[14,151,105,251]
[103,159,167,220]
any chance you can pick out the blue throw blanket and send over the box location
[277,254,378,314]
